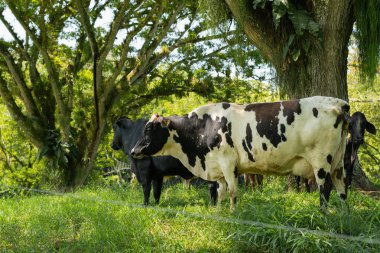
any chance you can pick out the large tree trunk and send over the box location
[225,0,377,190]
[277,45,349,100]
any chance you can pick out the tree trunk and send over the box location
[277,45,349,100]
[351,160,379,191]
[225,0,378,191]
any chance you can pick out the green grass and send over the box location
[1,179,380,253]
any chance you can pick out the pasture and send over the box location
[1,178,380,252]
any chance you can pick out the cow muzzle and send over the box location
[131,147,146,159]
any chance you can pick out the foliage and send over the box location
[1,181,380,252]
[348,51,380,185]
[0,103,41,188]
[353,0,380,82]
[0,0,266,187]
[252,0,319,61]
[199,0,319,63]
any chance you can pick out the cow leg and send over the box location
[332,166,350,212]
[313,167,333,212]
[142,178,152,205]
[223,169,239,211]
[249,175,255,191]
[305,178,311,193]
[295,176,301,192]
[332,166,347,200]
[209,181,218,205]
[216,179,227,205]
[256,175,263,190]
[152,177,164,205]
[243,174,249,189]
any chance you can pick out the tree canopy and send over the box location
[0,0,267,187]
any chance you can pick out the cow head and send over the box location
[111,116,132,150]
[349,112,376,145]
[131,114,171,159]
[345,111,377,187]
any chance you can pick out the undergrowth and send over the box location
[0,178,379,252]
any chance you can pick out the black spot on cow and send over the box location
[334,114,343,128]
[317,168,326,179]
[320,172,333,206]
[171,113,233,170]
[313,108,318,118]
[222,102,231,110]
[234,167,238,178]
[262,143,267,151]
[225,122,234,148]
[242,124,255,161]
[242,139,255,162]
[282,100,302,125]
[280,124,286,134]
[244,100,301,148]
[245,102,281,147]
[220,117,234,148]
[336,167,343,180]
[326,154,332,164]
[245,124,253,150]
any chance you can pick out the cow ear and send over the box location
[366,121,377,135]
[161,118,171,128]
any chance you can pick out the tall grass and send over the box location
[1,179,379,252]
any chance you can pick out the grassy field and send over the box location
[1,179,380,253]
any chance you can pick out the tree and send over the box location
[200,0,379,99]
[200,0,379,190]
[0,0,265,188]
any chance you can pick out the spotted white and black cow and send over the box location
[296,111,377,192]
[131,96,350,210]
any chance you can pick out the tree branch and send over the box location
[224,0,280,66]
[127,2,185,85]
[0,41,41,121]
[5,1,70,141]
[0,75,45,149]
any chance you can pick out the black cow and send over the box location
[111,116,217,205]
[344,111,377,187]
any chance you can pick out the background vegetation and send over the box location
[0,0,379,252]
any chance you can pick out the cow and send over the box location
[243,174,263,191]
[111,116,218,205]
[295,111,377,192]
[131,96,350,211]
[344,111,377,187]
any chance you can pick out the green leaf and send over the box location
[291,48,300,61]
[272,0,289,29]
[252,0,268,9]
[282,34,295,60]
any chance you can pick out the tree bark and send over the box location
[351,160,379,191]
